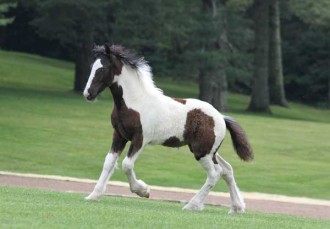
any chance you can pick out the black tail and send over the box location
[224,116,254,162]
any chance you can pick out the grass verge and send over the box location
[1,186,329,229]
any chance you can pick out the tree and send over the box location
[111,0,230,111]
[0,0,16,46]
[247,0,271,112]
[328,76,330,108]
[282,0,330,107]
[111,0,168,75]
[290,0,330,108]
[32,0,110,92]
[2,0,40,51]
[197,0,230,112]
[3,0,68,59]
[0,1,16,26]
[248,0,289,111]
[268,0,287,106]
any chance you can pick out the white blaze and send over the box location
[83,59,103,98]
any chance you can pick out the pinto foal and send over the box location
[83,44,253,213]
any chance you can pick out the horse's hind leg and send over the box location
[215,153,245,213]
[183,154,221,211]
[122,139,150,198]
[85,132,127,201]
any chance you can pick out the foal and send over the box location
[83,44,253,213]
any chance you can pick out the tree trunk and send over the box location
[214,2,229,112]
[328,76,330,109]
[73,41,92,92]
[198,0,228,112]
[248,0,271,113]
[268,0,288,107]
[198,0,214,105]
[199,70,213,104]
[212,68,228,111]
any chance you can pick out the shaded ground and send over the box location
[1,173,329,220]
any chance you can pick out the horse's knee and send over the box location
[122,157,134,173]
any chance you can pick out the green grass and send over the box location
[1,186,328,229]
[0,50,330,199]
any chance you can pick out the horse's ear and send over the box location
[104,43,111,56]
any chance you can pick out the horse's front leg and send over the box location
[122,136,150,198]
[85,131,127,201]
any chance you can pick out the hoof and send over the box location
[85,192,101,201]
[135,187,150,198]
[131,180,150,198]
[228,205,245,214]
[183,202,204,211]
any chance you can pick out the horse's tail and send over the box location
[224,116,254,162]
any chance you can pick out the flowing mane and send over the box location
[93,44,163,96]
[93,44,146,69]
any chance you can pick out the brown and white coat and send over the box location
[83,44,253,213]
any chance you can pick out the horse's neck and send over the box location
[109,83,124,109]
[116,65,162,108]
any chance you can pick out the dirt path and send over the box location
[1,172,329,220]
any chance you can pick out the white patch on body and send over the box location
[83,59,103,98]
[116,64,226,147]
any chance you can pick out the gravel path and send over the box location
[1,172,329,220]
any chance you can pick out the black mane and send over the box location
[92,44,147,69]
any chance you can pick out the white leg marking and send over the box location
[85,152,119,201]
[122,152,150,198]
[183,154,221,211]
[216,154,245,214]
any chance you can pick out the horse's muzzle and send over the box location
[86,95,94,101]
[83,88,96,101]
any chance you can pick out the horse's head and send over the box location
[83,44,123,101]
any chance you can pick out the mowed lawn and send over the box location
[0,50,330,199]
[1,186,329,229]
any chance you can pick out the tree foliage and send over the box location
[1,0,329,107]
[0,1,16,26]
[32,0,110,92]
[281,0,330,106]
[289,0,330,27]
[2,0,67,57]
